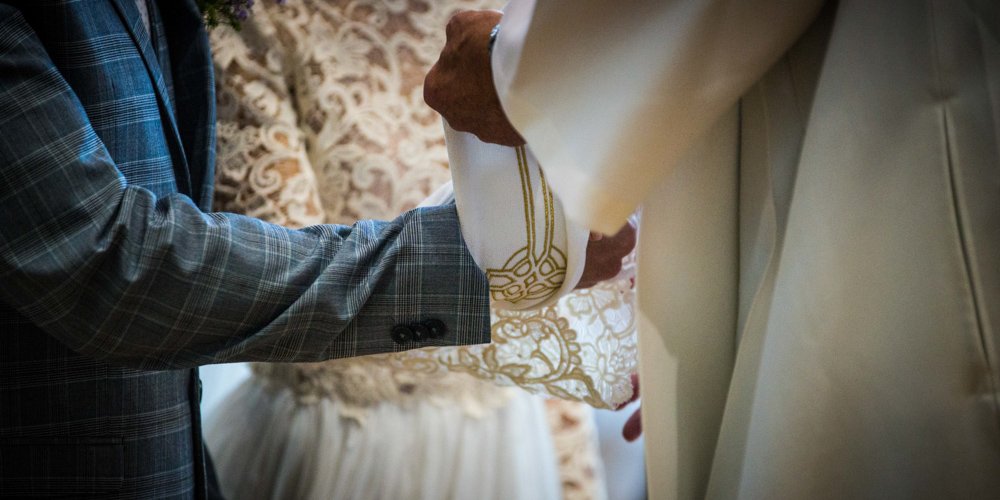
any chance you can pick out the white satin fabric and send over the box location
[494,0,1000,498]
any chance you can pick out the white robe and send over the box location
[493,0,1000,498]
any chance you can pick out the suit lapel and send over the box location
[159,0,218,210]
[109,0,193,197]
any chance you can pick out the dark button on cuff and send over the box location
[391,324,413,344]
[411,322,431,341]
[423,319,447,338]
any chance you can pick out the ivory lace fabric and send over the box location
[209,0,637,415]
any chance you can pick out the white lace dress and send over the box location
[202,2,637,499]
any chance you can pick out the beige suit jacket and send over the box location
[494,0,1000,498]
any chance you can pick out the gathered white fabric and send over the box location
[206,374,560,500]
[440,125,590,310]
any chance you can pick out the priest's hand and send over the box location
[424,9,525,147]
[575,221,637,289]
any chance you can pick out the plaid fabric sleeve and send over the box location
[0,8,490,369]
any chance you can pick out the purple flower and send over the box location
[198,0,282,29]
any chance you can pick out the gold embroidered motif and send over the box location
[485,146,567,305]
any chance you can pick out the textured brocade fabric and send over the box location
[209,0,637,415]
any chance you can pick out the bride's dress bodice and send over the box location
[250,359,515,420]
[209,0,637,420]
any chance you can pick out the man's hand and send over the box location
[575,221,637,289]
[424,10,526,146]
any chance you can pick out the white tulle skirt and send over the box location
[205,377,561,500]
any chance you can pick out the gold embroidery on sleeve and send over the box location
[485,146,567,305]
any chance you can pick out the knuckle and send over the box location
[450,119,473,134]
[446,11,469,37]
[422,83,438,108]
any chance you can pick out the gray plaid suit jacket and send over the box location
[0,1,490,498]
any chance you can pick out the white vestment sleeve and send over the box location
[492,0,824,234]
[440,124,590,310]
[490,2,823,498]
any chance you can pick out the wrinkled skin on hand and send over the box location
[424,9,526,146]
[426,11,636,290]
[576,221,637,290]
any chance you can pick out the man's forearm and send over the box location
[0,8,491,369]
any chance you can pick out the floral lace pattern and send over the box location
[209,0,637,417]
[376,268,638,409]
[251,362,518,424]
[212,0,460,227]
